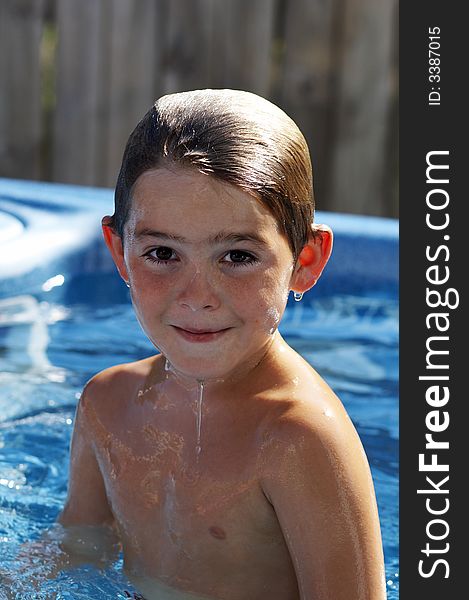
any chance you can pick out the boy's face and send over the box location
[106,167,299,380]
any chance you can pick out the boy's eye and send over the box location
[154,246,173,260]
[145,246,175,262]
[223,250,257,265]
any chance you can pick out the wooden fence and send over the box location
[0,0,398,217]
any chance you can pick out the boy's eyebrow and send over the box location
[133,228,270,247]
[134,228,186,243]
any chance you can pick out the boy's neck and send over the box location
[161,330,284,396]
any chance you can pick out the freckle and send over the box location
[208,525,226,540]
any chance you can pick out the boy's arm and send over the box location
[56,379,119,561]
[261,401,387,600]
[58,380,115,528]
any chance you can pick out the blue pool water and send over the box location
[0,179,398,599]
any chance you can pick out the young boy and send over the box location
[58,89,386,599]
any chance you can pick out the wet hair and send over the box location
[111,89,315,259]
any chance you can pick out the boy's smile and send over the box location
[171,325,232,343]
[107,166,297,381]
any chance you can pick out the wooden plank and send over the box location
[158,0,212,95]
[209,0,276,96]
[327,0,397,216]
[105,0,160,186]
[0,0,45,180]
[383,4,399,218]
[106,0,276,183]
[276,0,337,214]
[53,0,108,185]
[152,0,275,97]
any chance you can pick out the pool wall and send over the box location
[0,178,398,299]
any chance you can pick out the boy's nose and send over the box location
[177,268,221,312]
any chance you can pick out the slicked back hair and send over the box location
[112,89,315,259]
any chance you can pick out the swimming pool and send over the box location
[0,178,398,599]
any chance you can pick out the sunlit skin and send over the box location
[57,167,386,600]
[112,167,304,382]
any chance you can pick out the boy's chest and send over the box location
[93,414,282,562]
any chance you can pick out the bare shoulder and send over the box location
[79,354,161,419]
[268,349,358,443]
[57,358,166,529]
[260,351,373,498]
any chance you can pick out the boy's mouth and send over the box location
[171,325,231,343]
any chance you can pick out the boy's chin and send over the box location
[163,355,234,384]
[158,335,276,384]
[163,350,271,387]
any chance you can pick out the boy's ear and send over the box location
[102,216,130,284]
[290,224,333,293]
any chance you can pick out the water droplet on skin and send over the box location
[141,470,161,506]
[170,532,178,544]
[195,380,204,461]
[105,441,121,479]
[181,466,200,486]
[266,306,280,335]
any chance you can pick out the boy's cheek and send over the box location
[125,261,291,313]
[126,263,177,293]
